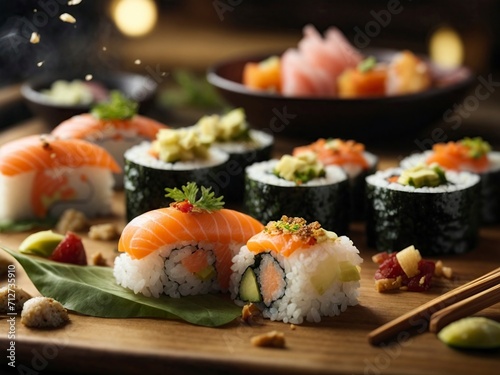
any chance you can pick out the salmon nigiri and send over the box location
[114,182,264,298]
[52,91,168,188]
[0,134,120,222]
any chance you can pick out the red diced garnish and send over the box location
[49,232,87,265]
[374,253,403,280]
[406,260,435,292]
[173,200,194,213]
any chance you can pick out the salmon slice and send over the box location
[293,138,369,169]
[181,250,210,274]
[258,254,286,306]
[0,135,121,176]
[52,113,167,140]
[247,231,314,258]
[426,142,489,173]
[118,207,264,289]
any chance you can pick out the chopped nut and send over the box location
[59,13,76,23]
[371,252,387,265]
[85,74,93,81]
[88,223,120,241]
[290,324,296,331]
[375,276,402,292]
[241,303,261,324]
[250,331,285,348]
[434,260,443,277]
[442,266,453,279]
[56,209,89,233]
[30,32,40,44]
[91,252,108,267]
[0,286,31,313]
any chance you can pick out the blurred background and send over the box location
[1,0,499,148]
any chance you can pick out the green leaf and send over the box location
[358,56,377,73]
[0,218,57,233]
[1,246,240,327]
[165,182,225,212]
[91,91,138,120]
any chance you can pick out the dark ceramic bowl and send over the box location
[21,71,158,128]
[207,49,475,141]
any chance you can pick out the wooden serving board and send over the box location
[1,190,499,375]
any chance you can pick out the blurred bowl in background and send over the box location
[207,49,475,142]
[21,71,158,128]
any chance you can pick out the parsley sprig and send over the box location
[165,182,224,213]
[91,90,138,120]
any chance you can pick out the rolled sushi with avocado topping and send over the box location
[293,138,378,219]
[400,137,500,224]
[244,152,349,234]
[194,108,274,202]
[124,127,229,221]
[366,164,480,256]
[230,216,363,324]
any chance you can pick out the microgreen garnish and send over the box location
[165,182,224,213]
[460,137,491,159]
[358,56,377,73]
[91,90,138,120]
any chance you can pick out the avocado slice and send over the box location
[195,265,216,281]
[19,230,65,257]
[239,267,262,302]
[339,261,361,282]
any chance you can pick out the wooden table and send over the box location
[1,118,499,375]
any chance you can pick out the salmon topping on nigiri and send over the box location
[247,216,335,257]
[425,137,491,173]
[0,135,121,176]
[293,138,369,169]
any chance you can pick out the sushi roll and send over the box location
[194,108,274,202]
[366,164,480,256]
[293,138,378,219]
[124,127,229,221]
[230,216,363,324]
[400,137,500,224]
[52,91,168,189]
[0,135,120,222]
[114,182,264,297]
[244,152,350,234]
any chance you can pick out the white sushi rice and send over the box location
[114,241,240,298]
[212,129,274,154]
[230,236,363,324]
[124,141,229,171]
[245,159,347,187]
[0,166,114,221]
[366,167,480,193]
[400,151,500,173]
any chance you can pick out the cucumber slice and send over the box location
[239,267,262,303]
[19,230,65,257]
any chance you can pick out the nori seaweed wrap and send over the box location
[124,142,229,221]
[244,159,350,234]
[365,167,481,256]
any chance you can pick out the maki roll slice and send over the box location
[124,127,229,221]
[194,108,274,202]
[400,137,500,224]
[366,164,480,256]
[293,138,377,219]
[52,91,168,189]
[114,182,264,297]
[230,216,363,324]
[244,152,350,234]
[0,135,120,222]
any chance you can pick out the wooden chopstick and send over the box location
[368,267,500,345]
[429,283,500,333]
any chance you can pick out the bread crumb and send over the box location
[250,331,285,348]
[290,324,296,331]
[88,223,120,241]
[91,252,108,267]
[375,276,402,292]
[21,297,69,329]
[56,209,89,233]
[0,286,31,313]
[241,303,260,324]
[434,260,443,277]
[30,32,40,44]
[59,13,76,23]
